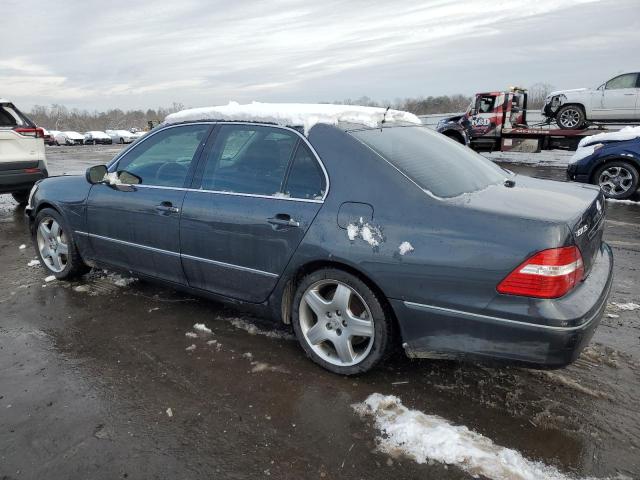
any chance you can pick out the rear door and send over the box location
[86,123,212,284]
[592,73,639,120]
[180,123,327,302]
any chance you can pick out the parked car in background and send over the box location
[41,128,55,146]
[84,131,113,145]
[54,131,85,145]
[48,130,61,145]
[106,129,136,144]
[567,126,640,199]
[544,72,640,129]
[130,130,147,140]
[26,103,612,375]
[0,98,48,204]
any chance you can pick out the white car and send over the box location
[543,71,640,129]
[83,131,113,145]
[0,98,48,204]
[106,129,136,144]
[54,131,85,146]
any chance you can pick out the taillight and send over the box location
[497,246,584,299]
[14,127,45,138]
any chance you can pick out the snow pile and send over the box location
[164,102,421,135]
[354,393,598,480]
[44,275,56,282]
[578,125,640,148]
[347,217,384,248]
[19,244,26,250]
[27,259,40,267]
[569,143,600,164]
[398,241,414,256]
[193,323,212,334]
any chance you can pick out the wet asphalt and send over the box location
[1,145,639,480]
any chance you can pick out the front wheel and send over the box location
[119,137,125,144]
[556,105,586,129]
[594,161,639,200]
[291,268,394,375]
[33,208,89,279]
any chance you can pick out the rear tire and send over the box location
[556,105,586,130]
[11,191,29,205]
[119,137,124,144]
[33,208,89,279]
[594,161,639,200]
[291,268,394,375]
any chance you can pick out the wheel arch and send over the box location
[558,102,587,116]
[279,259,397,329]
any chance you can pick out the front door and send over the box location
[180,123,327,302]
[86,123,212,284]
[592,73,639,120]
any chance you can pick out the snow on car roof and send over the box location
[578,125,640,148]
[163,101,421,135]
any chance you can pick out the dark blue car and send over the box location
[567,129,640,200]
[26,105,613,375]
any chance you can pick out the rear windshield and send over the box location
[349,126,505,198]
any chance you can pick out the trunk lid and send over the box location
[449,175,605,275]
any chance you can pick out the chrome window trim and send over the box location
[403,301,593,332]
[108,121,330,202]
[77,231,280,278]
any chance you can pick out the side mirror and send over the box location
[86,164,108,184]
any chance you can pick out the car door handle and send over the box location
[268,214,300,228]
[155,202,180,214]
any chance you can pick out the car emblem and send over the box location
[596,200,602,213]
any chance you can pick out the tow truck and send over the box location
[436,87,612,152]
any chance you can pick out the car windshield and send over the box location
[349,126,505,198]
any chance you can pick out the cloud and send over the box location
[1,0,637,110]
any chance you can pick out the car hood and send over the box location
[548,88,589,97]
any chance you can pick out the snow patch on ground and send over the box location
[606,198,639,205]
[18,244,26,250]
[346,218,384,248]
[164,102,421,136]
[185,332,198,338]
[109,273,137,287]
[398,241,414,256]
[250,361,289,374]
[611,302,640,311]
[227,317,294,340]
[193,323,212,334]
[185,344,196,352]
[27,259,40,267]
[354,393,601,480]
[44,275,56,283]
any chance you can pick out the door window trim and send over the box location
[107,121,330,203]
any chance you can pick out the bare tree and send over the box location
[527,83,554,109]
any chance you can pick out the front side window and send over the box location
[284,144,326,199]
[476,95,496,113]
[350,126,505,198]
[605,73,638,90]
[200,124,298,196]
[116,124,210,187]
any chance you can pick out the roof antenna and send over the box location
[381,106,390,131]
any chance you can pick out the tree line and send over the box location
[28,83,553,131]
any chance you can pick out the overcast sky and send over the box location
[2,0,639,111]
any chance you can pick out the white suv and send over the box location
[543,71,640,129]
[0,99,48,204]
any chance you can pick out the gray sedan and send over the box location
[26,112,613,375]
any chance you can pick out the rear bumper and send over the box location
[0,160,48,194]
[393,243,613,367]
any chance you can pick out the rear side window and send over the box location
[0,105,26,128]
[350,126,505,198]
[116,124,210,187]
[200,124,298,196]
[284,144,325,199]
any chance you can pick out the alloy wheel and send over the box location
[36,217,69,273]
[299,280,375,367]
[559,108,581,128]
[598,166,634,197]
